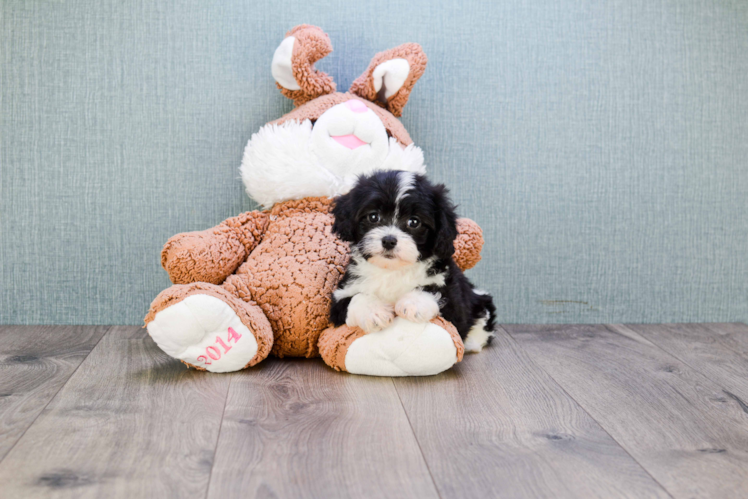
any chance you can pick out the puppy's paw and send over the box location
[395,290,440,323]
[362,304,396,332]
[464,316,494,353]
[346,294,395,333]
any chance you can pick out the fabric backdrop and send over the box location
[2,0,747,325]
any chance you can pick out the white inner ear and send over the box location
[271,36,301,91]
[372,58,410,99]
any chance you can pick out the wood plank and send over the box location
[625,323,748,403]
[0,325,108,462]
[506,324,748,498]
[393,328,669,498]
[704,323,748,358]
[0,326,231,498]
[208,357,438,499]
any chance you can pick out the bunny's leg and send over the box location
[318,317,464,376]
[145,283,273,373]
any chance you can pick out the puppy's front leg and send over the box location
[346,293,395,333]
[395,290,441,323]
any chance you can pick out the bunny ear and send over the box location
[349,43,427,117]
[271,25,336,106]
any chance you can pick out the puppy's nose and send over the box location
[381,235,398,250]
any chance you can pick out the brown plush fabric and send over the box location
[222,197,350,358]
[272,92,414,146]
[453,218,484,271]
[221,211,272,255]
[144,282,274,368]
[318,324,367,372]
[161,211,269,285]
[349,43,428,118]
[278,25,336,106]
[317,316,464,373]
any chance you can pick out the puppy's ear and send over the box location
[431,183,459,260]
[332,191,358,242]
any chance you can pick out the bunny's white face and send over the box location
[310,100,391,178]
[240,109,425,209]
[239,27,428,208]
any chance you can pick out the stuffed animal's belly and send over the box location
[230,210,349,357]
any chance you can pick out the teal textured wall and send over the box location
[2,0,747,325]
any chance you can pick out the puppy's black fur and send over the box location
[330,170,496,341]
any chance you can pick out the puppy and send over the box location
[330,170,496,353]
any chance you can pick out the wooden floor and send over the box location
[0,324,747,498]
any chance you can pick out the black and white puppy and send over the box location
[330,170,496,352]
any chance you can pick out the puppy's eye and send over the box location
[367,212,381,223]
[407,217,421,229]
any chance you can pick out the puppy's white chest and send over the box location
[347,258,445,304]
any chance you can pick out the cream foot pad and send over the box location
[344,317,458,377]
[147,294,258,373]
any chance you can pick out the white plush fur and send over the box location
[271,36,300,90]
[395,290,441,323]
[310,102,391,176]
[372,58,410,99]
[344,317,457,377]
[241,118,426,208]
[463,315,493,353]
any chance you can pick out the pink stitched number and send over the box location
[227,326,242,343]
[206,345,221,361]
[215,335,232,354]
[196,328,243,366]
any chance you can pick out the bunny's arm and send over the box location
[453,218,484,272]
[161,211,270,285]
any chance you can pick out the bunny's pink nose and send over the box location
[345,99,368,113]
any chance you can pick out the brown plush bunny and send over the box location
[144,25,484,375]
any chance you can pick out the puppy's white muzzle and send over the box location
[361,226,419,270]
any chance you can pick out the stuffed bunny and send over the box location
[144,25,484,375]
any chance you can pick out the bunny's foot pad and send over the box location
[319,316,464,377]
[145,284,273,373]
